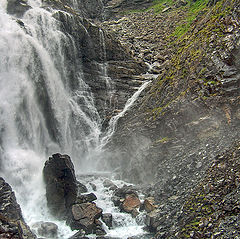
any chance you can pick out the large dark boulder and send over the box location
[0,177,36,239]
[43,153,77,219]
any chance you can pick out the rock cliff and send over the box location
[102,0,240,237]
[40,0,149,122]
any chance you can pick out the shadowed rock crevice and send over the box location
[0,177,36,239]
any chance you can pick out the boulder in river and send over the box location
[69,202,103,234]
[76,193,97,204]
[112,185,138,207]
[43,153,77,219]
[121,194,141,213]
[101,213,113,228]
[32,221,58,238]
[103,179,118,191]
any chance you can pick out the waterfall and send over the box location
[100,81,151,148]
[0,1,101,237]
[99,28,116,114]
[0,0,151,238]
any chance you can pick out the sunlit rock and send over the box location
[121,194,141,213]
[69,202,103,234]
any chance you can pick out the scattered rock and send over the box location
[145,210,161,232]
[143,197,157,213]
[103,179,118,191]
[76,193,97,204]
[112,185,139,208]
[162,7,171,13]
[174,0,188,8]
[77,181,88,194]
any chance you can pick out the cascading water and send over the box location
[99,28,116,116]
[0,0,151,238]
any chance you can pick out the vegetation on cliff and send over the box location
[148,0,240,118]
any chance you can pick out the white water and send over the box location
[99,28,116,114]
[0,0,151,238]
[101,81,151,147]
[79,175,150,239]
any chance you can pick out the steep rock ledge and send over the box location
[45,0,149,120]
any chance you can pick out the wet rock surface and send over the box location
[32,221,58,238]
[102,213,113,228]
[0,177,36,239]
[40,0,149,122]
[43,153,77,219]
[7,0,31,17]
[111,185,142,217]
[69,202,103,233]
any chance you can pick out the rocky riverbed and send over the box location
[0,154,158,239]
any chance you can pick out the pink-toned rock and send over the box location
[122,194,141,213]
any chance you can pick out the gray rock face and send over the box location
[43,153,77,219]
[0,177,36,239]
[7,0,31,17]
[49,5,148,121]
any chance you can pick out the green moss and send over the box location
[156,137,170,143]
[172,0,209,38]
[149,0,174,13]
